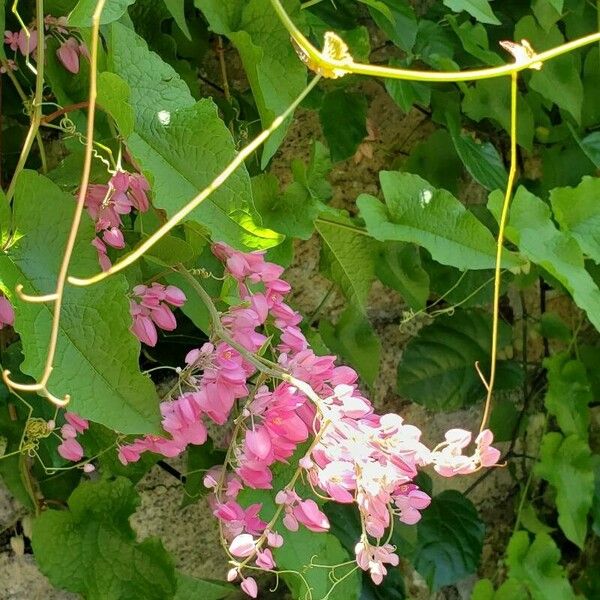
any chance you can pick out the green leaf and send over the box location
[535,432,594,548]
[142,234,196,268]
[358,171,520,271]
[195,0,307,167]
[550,176,600,264]
[319,306,381,387]
[462,79,535,150]
[443,0,500,25]
[357,0,394,23]
[592,458,600,537]
[0,188,9,248]
[385,62,431,113]
[472,578,528,600]
[489,186,600,333]
[107,22,281,250]
[519,504,555,536]
[31,478,177,600]
[367,0,417,53]
[538,312,571,341]
[97,72,135,137]
[543,353,591,439]
[506,532,578,599]
[0,171,160,434]
[488,398,520,442]
[446,110,507,191]
[320,89,368,162]
[396,309,515,410]
[376,242,430,311]
[446,16,503,65]
[532,0,564,31]
[163,0,192,39]
[315,218,379,312]
[515,17,583,122]
[174,574,233,600]
[403,130,462,195]
[577,131,600,167]
[413,490,485,590]
[69,0,136,26]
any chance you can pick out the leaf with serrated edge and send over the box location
[31,478,177,600]
[359,171,520,271]
[490,186,600,332]
[107,23,280,250]
[0,171,160,434]
[316,219,379,312]
[506,531,578,599]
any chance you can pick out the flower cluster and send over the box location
[56,412,90,465]
[82,169,150,271]
[116,243,500,596]
[129,283,187,347]
[3,15,89,74]
[0,294,15,329]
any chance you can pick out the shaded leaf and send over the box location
[195,0,307,166]
[397,309,516,410]
[543,353,591,439]
[376,242,430,311]
[320,306,381,387]
[320,89,368,162]
[414,490,485,590]
[316,218,379,312]
[163,0,192,39]
[535,432,594,548]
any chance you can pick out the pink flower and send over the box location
[256,548,275,569]
[4,31,20,51]
[0,295,15,329]
[240,577,258,598]
[229,533,256,558]
[293,499,329,533]
[57,37,80,73]
[65,412,89,433]
[131,312,158,346]
[476,429,501,467]
[102,227,125,249]
[58,438,83,462]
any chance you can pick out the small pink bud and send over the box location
[164,285,186,307]
[0,295,15,328]
[46,420,55,431]
[83,463,95,473]
[60,423,77,439]
[102,227,125,249]
[150,303,177,331]
[267,531,283,548]
[227,568,238,582]
[57,37,80,73]
[256,548,275,570]
[65,412,89,433]
[131,314,158,346]
[241,577,258,598]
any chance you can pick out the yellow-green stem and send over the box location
[479,71,519,433]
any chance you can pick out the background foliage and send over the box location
[1,0,600,598]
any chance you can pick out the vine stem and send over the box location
[67,75,322,288]
[5,0,45,203]
[479,71,519,433]
[2,0,107,406]
[269,0,600,81]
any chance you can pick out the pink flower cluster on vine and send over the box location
[83,170,150,271]
[112,242,500,595]
[3,15,89,74]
